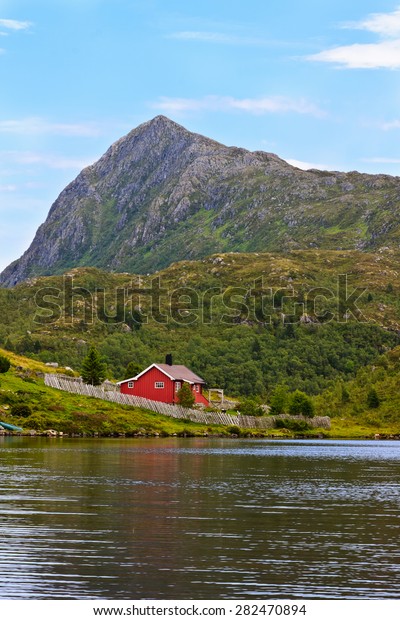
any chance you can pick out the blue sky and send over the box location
[1,0,400,271]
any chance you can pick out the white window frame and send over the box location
[155,381,165,389]
[175,381,181,392]
[195,384,199,392]
[128,381,134,389]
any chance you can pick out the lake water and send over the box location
[0,437,399,600]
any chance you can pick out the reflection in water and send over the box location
[0,437,399,599]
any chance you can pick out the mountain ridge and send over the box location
[1,115,400,287]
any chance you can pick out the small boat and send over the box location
[0,421,23,432]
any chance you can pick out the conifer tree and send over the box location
[367,387,380,409]
[81,346,106,386]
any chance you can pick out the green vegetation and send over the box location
[269,385,289,415]
[0,249,399,438]
[238,398,264,417]
[81,345,106,386]
[0,353,10,375]
[366,387,380,409]
[314,346,400,434]
[288,390,315,417]
[124,361,142,380]
[274,418,311,432]
[0,345,398,438]
[10,403,32,418]
[0,350,221,437]
[1,252,399,400]
[176,382,195,408]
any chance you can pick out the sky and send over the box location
[1,0,400,271]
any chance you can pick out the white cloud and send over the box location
[168,31,269,46]
[153,95,324,117]
[0,184,17,192]
[347,7,400,38]
[308,6,400,69]
[0,118,100,136]
[170,31,239,43]
[362,157,400,164]
[308,40,400,69]
[0,18,31,31]
[0,150,95,170]
[379,119,400,130]
[284,158,333,171]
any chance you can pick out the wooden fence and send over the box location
[44,374,331,430]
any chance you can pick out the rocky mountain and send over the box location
[2,115,400,287]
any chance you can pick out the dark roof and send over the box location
[155,364,205,384]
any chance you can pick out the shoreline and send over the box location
[1,430,399,441]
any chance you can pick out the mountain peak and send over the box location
[1,117,400,288]
[147,114,181,127]
[131,114,198,139]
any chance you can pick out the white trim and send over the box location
[128,381,134,388]
[155,381,165,389]
[117,363,204,385]
[117,363,162,385]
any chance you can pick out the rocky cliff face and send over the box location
[1,115,400,287]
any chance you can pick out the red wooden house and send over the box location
[117,358,209,406]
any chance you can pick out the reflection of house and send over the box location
[117,357,209,406]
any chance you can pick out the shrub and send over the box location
[238,398,263,417]
[275,418,311,431]
[288,390,315,417]
[10,403,32,418]
[0,354,10,374]
[227,425,241,435]
[177,383,195,408]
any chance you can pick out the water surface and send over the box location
[0,437,399,599]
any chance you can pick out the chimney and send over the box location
[165,354,173,366]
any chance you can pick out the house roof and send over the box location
[117,363,206,385]
[156,364,205,384]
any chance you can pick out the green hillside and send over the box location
[0,350,224,437]
[1,249,400,402]
[315,345,400,437]
[0,343,399,439]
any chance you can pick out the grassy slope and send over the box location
[0,347,398,439]
[0,349,287,438]
[0,350,205,436]
[1,249,400,438]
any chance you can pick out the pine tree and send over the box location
[366,387,380,409]
[81,346,106,386]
